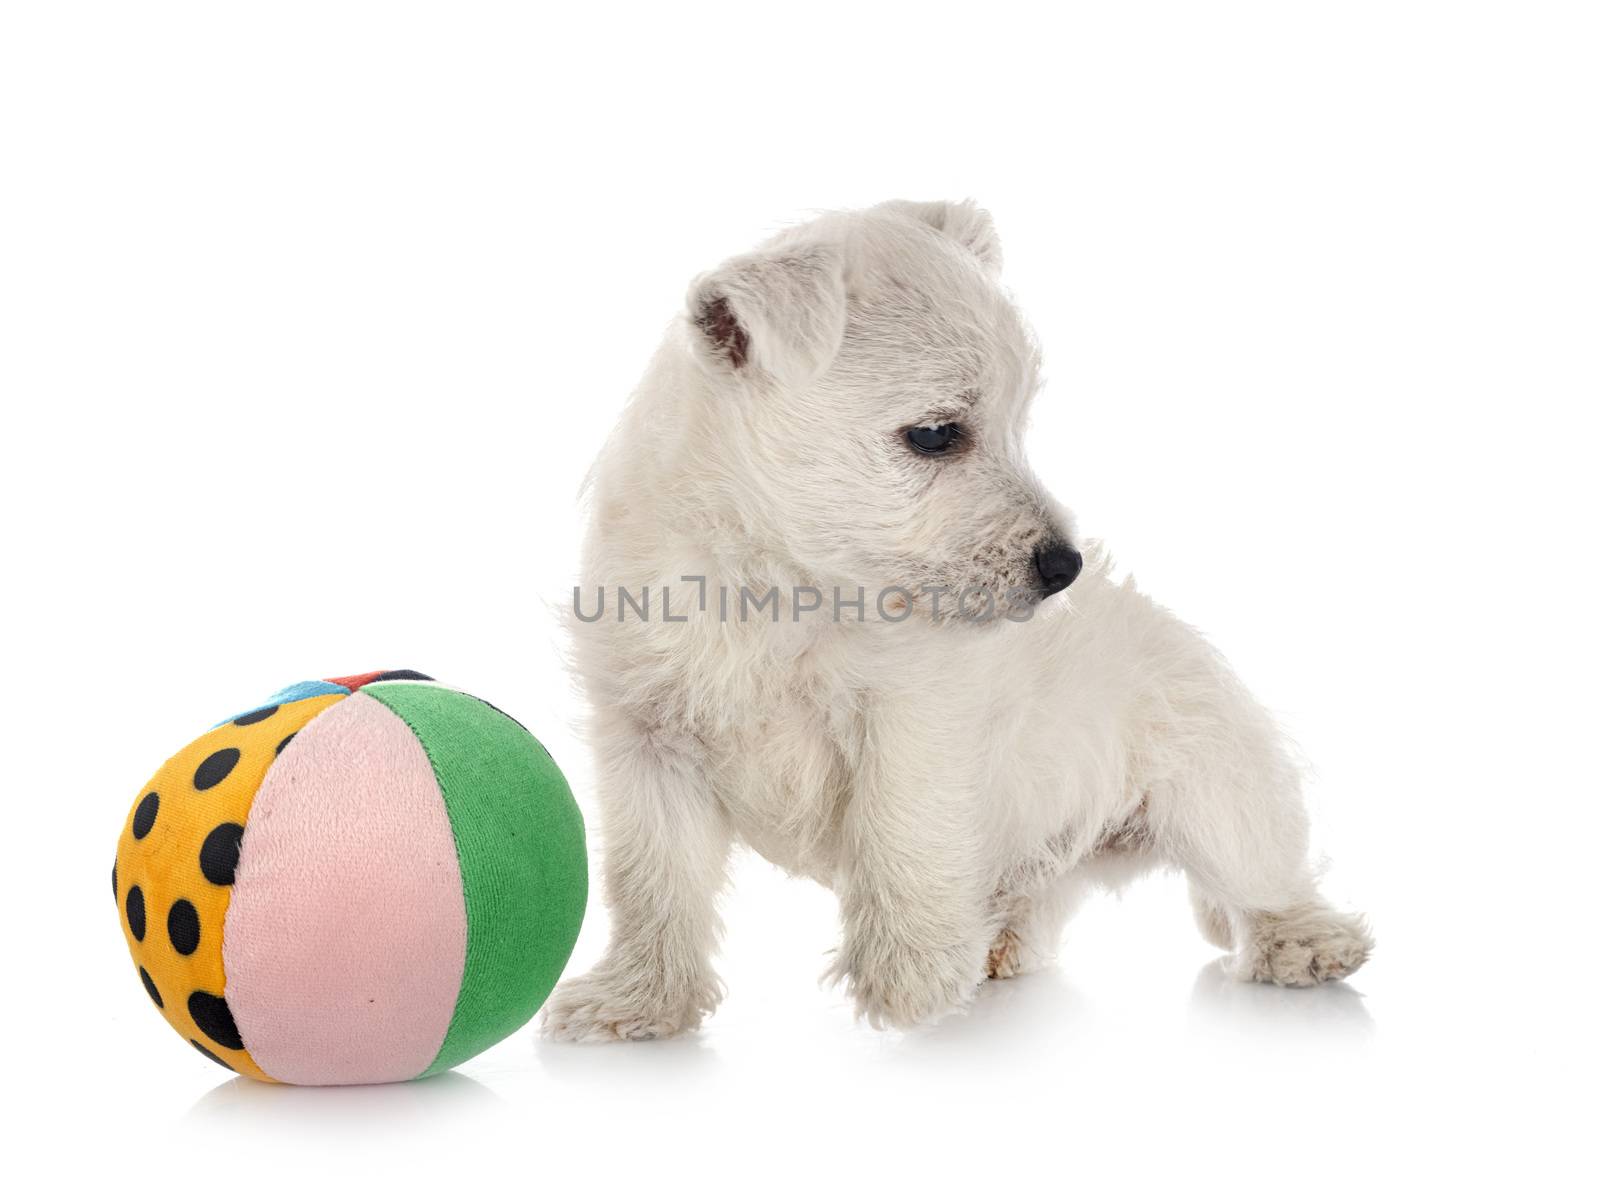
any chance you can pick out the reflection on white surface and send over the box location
[187,1067,506,1134]
[1187,958,1375,1043]
[533,1026,723,1087]
[898,968,1092,1059]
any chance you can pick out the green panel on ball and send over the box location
[363,683,587,1076]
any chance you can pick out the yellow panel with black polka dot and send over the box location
[114,692,348,1081]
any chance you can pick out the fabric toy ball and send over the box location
[113,670,587,1085]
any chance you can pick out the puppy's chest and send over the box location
[704,687,855,881]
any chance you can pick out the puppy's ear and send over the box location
[881,199,1003,275]
[687,243,846,388]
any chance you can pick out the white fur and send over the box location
[542,199,1371,1040]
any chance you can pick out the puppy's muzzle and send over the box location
[1033,541,1083,597]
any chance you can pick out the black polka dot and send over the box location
[168,899,201,955]
[190,1040,237,1072]
[125,885,146,941]
[275,732,295,755]
[188,991,244,1050]
[112,859,118,902]
[193,748,241,790]
[233,705,279,726]
[140,967,163,1008]
[199,823,244,886]
[132,792,160,839]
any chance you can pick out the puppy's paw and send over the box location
[541,966,720,1042]
[979,928,1030,979]
[1234,904,1373,987]
[828,934,982,1029]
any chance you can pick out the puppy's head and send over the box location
[684,199,1079,616]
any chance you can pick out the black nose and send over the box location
[1033,542,1083,597]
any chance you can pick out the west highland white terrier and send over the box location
[544,199,1371,1040]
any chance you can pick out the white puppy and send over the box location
[544,199,1371,1040]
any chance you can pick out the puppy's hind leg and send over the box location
[1188,878,1234,950]
[1159,760,1372,985]
[542,717,732,1041]
[1144,663,1372,986]
[1187,874,1371,983]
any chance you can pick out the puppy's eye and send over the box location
[906,424,961,455]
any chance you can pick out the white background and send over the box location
[3,2,1596,1194]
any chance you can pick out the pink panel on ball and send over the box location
[223,692,467,1085]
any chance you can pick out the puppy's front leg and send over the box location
[542,720,730,1041]
[829,705,991,1029]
